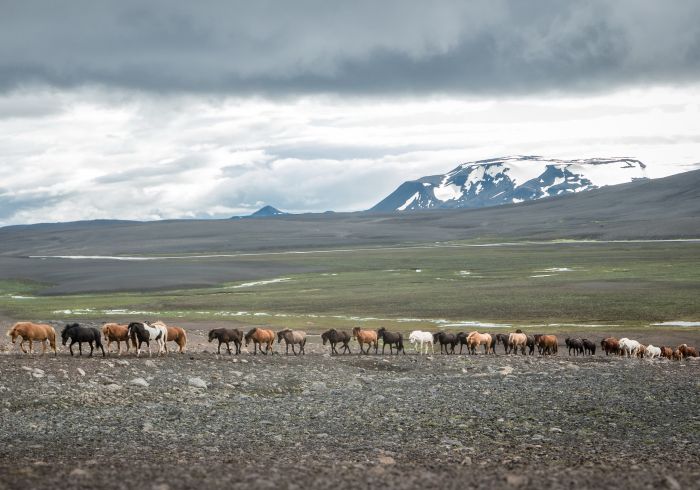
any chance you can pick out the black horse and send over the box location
[433,332,458,355]
[526,335,536,355]
[495,333,510,354]
[565,337,584,356]
[456,332,469,354]
[487,333,498,355]
[208,328,243,355]
[377,328,405,355]
[61,323,105,357]
[582,339,596,356]
[321,329,352,355]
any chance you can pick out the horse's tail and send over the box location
[179,328,187,352]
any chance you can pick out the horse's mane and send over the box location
[62,323,79,333]
[244,327,258,340]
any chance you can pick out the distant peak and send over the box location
[249,205,287,217]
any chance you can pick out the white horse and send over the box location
[409,330,434,355]
[645,344,661,359]
[619,337,642,358]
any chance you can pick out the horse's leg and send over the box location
[88,341,94,357]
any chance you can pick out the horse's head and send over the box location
[376,327,385,338]
[433,332,440,342]
[321,331,329,345]
[352,327,360,339]
[277,329,289,343]
[7,325,18,343]
[208,330,215,342]
[61,323,78,345]
[244,328,256,346]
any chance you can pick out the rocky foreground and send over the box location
[0,349,698,489]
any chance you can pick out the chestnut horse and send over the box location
[467,331,493,355]
[352,327,378,355]
[537,335,558,355]
[600,338,620,356]
[660,346,674,359]
[6,322,57,355]
[153,321,187,353]
[244,327,275,355]
[677,344,699,358]
[102,323,132,355]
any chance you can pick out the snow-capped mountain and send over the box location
[370,156,648,212]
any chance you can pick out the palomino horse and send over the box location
[321,329,352,355]
[619,338,642,358]
[244,328,275,355]
[352,327,378,355]
[467,332,492,355]
[127,322,167,357]
[6,322,57,355]
[508,332,528,355]
[433,332,457,355]
[409,330,434,355]
[537,335,558,355]
[277,329,307,355]
[153,320,187,353]
[377,328,405,355]
[61,323,105,357]
[600,337,620,356]
[102,323,132,355]
[208,328,243,355]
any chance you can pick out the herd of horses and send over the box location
[4,321,700,362]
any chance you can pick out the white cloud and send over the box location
[0,85,699,225]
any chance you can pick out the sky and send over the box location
[1,0,700,225]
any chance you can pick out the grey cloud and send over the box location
[94,156,205,184]
[1,1,699,96]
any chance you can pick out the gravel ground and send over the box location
[0,334,698,490]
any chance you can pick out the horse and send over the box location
[488,333,498,354]
[619,338,642,358]
[352,327,378,355]
[467,332,492,355]
[537,335,558,355]
[508,332,528,355]
[525,335,536,355]
[565,338,584,356]
[127,321,167,357]
[672,349,683,361]
[409,330,434,355]
[153,321,187,353]
[277,329,307,355]
[378,328,405,355]
[645,345,661,359]
[208,328,243,355]
[495,333,511,354]
[61,323,105,357]
[433,332,457,355]
[677,344,699,358]
[102,323,133,355]
[582,339,596,356]
[660,346,674,359]
[600,337,620,356]
[6,322,57,355]
[244,327,275,355]
[533,334,544,354]
[636,344,647,358]
[322,329,352,355]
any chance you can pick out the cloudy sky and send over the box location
[1,0,700,225]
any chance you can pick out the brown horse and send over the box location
[7,322,57,355]
[672,349,683,361]
[677,344,699,358]
[537,335,558,355]
[352,327,378,355]
[102,323,133,355]
[153,321,187,353]
[600,337,620,356]
[244,327,275,355]
[660,346,674,359]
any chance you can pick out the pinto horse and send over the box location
[409,330,434,355]
[7,322,57,355]
[467,332,492,355]
[153,321,187,354]
[244,328,275,355]
[322,329,352,355]
[102,323,132,355]
[352,327,378,355]
[61,323,105,357]
[378,328,405,355]
[508,332,528,355]
[537,335,558,355]
[128,322,167,357]
[433,332,457,355]
[277,329,307,355]
[208,328,243,355]
[600,337,620,356]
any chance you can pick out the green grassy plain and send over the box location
[1,241,699,332]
